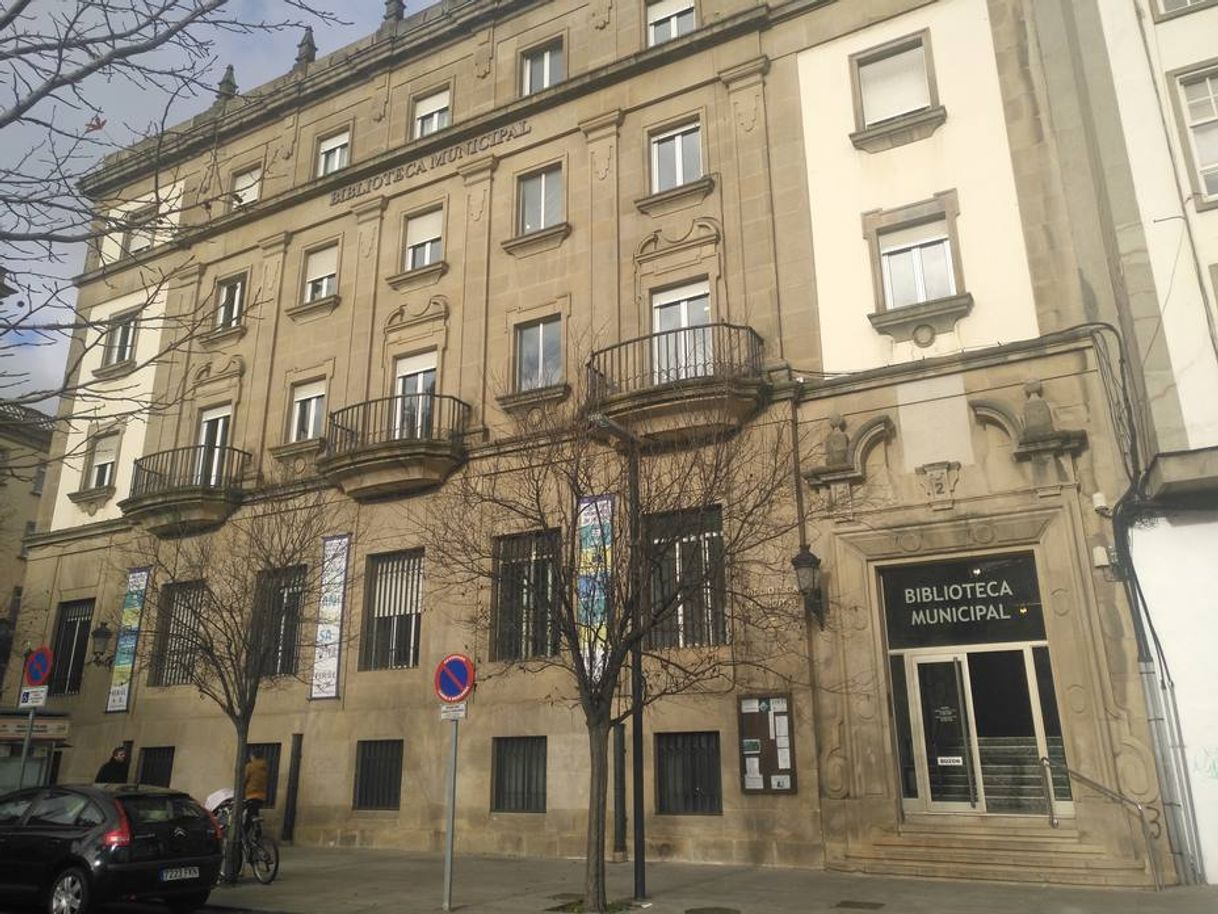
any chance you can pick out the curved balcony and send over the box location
[119,445,251,537]
[585,323,766,442]
[318,393,471,500]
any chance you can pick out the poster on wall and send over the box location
[310,533,351,700]
[738,694,797,794]
[577,495,613,676]
[878,552,1045,650]
[106,567,151,713]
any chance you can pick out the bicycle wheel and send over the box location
[250,833,279,884]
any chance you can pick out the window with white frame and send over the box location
[651,122,702,193]
[88,434,119,490]
[216,275,245,330]
[361,550,424,670]
[394,352,437,440]
[1163,0,1210,11]
[413,89,451,139]
[317,131,350,177]
[522,41,564,96]
[304,245,339,302]
[647,0,695,46]
[856,39,932,128]
[1182,72,1218,198]
[290,379,326,442]
[102,310,138,367]
[878,219,955,309]
[123,204,158,255]
[651,280,711,382]
[515,316,562,392]
[404,209,444,270]
[518,165,563,235]
[232,167,261,207]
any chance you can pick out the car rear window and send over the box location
[0,791,37,824]
[120,795,205,826]
[27,792,91,827]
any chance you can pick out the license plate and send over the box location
[160,866,200,882]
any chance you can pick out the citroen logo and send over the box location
[173,827,186,838]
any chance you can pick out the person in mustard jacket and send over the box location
[243,751,269,825]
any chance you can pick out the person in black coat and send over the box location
[94,746,130,784]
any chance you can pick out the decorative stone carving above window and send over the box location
[803,414,895,519]
[970,381,1087,497]
[68,485,116,515]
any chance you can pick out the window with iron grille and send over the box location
[360,551,423,670]
[655,731,721,814]
[646,507,725,649]
[150,581,205,687]
[353,739,403,810]
[248,742,282,808]
[491,736,547,813]
[491,530,560,661]
[49,599,94,695]
[138,746,175,788]
[256,566,305,677]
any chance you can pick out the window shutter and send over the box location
[93,435,119,466]
[647,0,691,24]
[878,219,948,253]
[306,246,338,282]
[293,380,326,404]
[406,209,443,247]
[859,44,930,126]
[318,132,349,156]
[233,168,261,202]
[415,90,450,118]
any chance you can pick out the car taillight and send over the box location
[204,805,223,839]
[103,800,132,848]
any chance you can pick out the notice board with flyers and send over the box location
[737,693,797,794]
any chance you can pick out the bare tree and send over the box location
[426,392,807,912]
[124,478,351,877]
[0,1,340,427]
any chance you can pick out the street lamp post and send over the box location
[589,413,647,901]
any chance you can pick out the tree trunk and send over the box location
[584,715,611,913]
[226,721,250,883]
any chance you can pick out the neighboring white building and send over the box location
[1097,0,1218,883]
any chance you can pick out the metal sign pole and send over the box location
[442,717,459,912]
[16,709,35,788]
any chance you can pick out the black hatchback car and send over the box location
[0,784,222,914]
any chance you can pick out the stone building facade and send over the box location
[5,0,1200,888]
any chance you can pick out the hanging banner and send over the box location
[577,495,613,675]
[106,567,151,713]
[311,533,351,699]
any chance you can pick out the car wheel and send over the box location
[47,866,90,914]
[167,890,210,914]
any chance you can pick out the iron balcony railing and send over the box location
[130,445,250,499]
[586,322,763,404]
[325,392,471,458]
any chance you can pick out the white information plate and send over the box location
[440,702,467,721]
[18,686,47,709]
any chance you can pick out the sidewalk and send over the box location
[205,846,1218,914]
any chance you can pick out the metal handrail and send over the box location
[1039,756,1162,890]
[130,445,250,498]
[325,392,471,458]
[585,322,763,405]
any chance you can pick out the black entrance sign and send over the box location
[880,552,1045,649]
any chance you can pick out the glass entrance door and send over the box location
[914,656,977,809]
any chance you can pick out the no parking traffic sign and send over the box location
[24,646,53,687]
[434,653,475,703]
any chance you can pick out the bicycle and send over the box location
[213,799,280,884]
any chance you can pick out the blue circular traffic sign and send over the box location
[434,653,475,703]
[25,646,53,687]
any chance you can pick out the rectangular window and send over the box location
[232,167,261,207]
[514,317,562,392]
[361,550,424,670]
[491,736,547,812]
[137,746,175,788]
[522,41,564,96]
[196,405,231,487]
[404,209,444,271]
[256,566,305,677]
[291,380,326,442]
[305,245,339,303]
[518,165,563,235]
[651,281,712,383]
[103,311,138,367]
[646,506,725,649]
[123,204,157,255]
[655,732,721,814]
[317,131,350,177]
[1164,0,1209,11]
[248,743,282,807]
[857,40,931,128]
[414,89,451,139]
[150,581,205,687]
[647,0,695,46]
[1183,72,1218,197]
[48,599,94,696]
[20,520,35,558]
[879,219,955,309]
[651,122,702,193]
[88,434,119,490]
[491,531,559,661]
[216,276,245,330]
[353,739,404,810]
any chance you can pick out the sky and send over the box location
[3,1,396,403]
